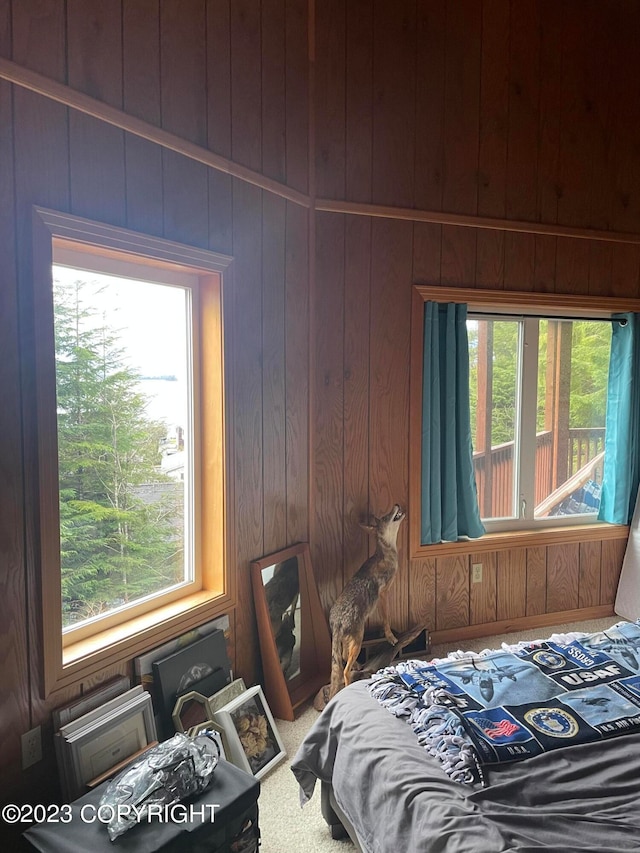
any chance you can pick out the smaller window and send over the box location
[408,286,640,558]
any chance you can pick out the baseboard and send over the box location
[430,604,616,647]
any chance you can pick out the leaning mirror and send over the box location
[251,543,331,721]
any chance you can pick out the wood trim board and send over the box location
[4,57,640,248]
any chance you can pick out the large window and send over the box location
[32,209,232,695]
[468,315,611,531]
[409,286,640,557]
[53,257,198,637]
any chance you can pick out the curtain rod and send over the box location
[468,310,628,326]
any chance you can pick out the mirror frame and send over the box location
[251,542,331,721]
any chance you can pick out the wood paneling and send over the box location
[436,555,469,631]
[470,552,497,626]
[9,0,70,817]
[345,0,372,203]
[311,1,634,663]
[601,538,626,606]
[496,548,527,621]
[0,0,26,784]
[343,215,371,575]
[312,212,345,609]
[372,0,415,208]
[284,201,309,544]
[12,0,72,760]
[409,558,436,631]
[314,0,345,199]
[67,0,126,226]
[230,0,262,172]
[123,0,164,236]
[414,1,446,212]
[526,547,547,616]
[475,0,509,290]
[160,0,209,248]
[505,9,538,295]
[368,219,412,631]
[442,0,481,217]
[0,0,310,817]
[536,0,562,226]
[3,0,640,820]
[285,0,309,194]
[231,179,265,682]
[262,193,288,554]
[579,540,601,609]
[261,0,287,184]
[412,222,442,285]
[547,543,580,613]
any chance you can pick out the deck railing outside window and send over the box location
[474,427,605,519]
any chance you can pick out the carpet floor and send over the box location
[257,615,620,852]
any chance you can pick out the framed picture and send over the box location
[214,685,286,779]
[151,628,231,735]
[134,614,231,686]
[55,689,156,801]
[208,677,247,715]
[52,675,131,731]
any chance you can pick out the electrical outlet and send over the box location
[472,563,483,583]
[21,725,42,770]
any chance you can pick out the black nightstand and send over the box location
[23,759,259,853]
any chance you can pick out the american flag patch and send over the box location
[476,717,520,739]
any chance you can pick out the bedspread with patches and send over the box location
[369,619,640,784]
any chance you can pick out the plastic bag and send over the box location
[98,731,220,840]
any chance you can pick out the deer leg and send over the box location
[342,636,362,687]
[378,590,397,645]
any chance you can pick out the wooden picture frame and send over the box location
[214,685,286,779]
[251,542,331,721]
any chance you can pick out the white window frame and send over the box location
[471,314,607,533]
[31,208,234,696]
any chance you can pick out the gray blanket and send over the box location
[291,679,640,852]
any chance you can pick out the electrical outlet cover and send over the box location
[21,726,42,769]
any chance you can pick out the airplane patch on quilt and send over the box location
[368,620,640,785]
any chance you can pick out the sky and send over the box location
[52,264,190,427]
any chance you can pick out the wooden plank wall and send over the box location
[311,1,639,640]
[2,0,640,820]
[0,0,309,811]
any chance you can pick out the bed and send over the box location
[291,621,640,852]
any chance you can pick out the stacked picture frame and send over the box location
[133,615,232,738]
[171,679,287,781]
[54,686,157,801]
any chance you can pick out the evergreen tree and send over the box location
[470,317,611,448]
[54,277,184,627]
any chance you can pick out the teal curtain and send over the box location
[598,313,640,525]
[421,302,485,544]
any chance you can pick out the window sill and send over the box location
[410,522,629,560]
[48,589,231,695]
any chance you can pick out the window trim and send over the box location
[31,207,234,697]
[409,285,640,559]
